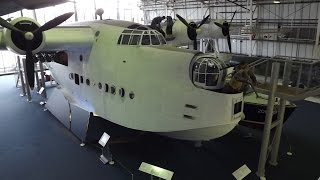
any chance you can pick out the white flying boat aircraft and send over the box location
[0,12,244,141]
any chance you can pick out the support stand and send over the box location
[39,61,47,98]
[22,57,32,102]
[256,62,280,177]
[16,56,48,102]
[100,143,114,165]
[35,68,41,92]
[269,62,291,166]
[17,56,26,97]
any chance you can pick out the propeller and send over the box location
[176,14,210,50]
[0,12,74,89]
[214,11,236,53]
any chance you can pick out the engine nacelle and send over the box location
[3,17,45,55]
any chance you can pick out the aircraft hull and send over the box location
[240,102,296,129]
[45,22,245,141]
[240,93,297,129]
[159,121,239,141]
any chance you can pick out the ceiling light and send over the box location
[273,0,280,3]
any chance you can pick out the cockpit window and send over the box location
[118,28,166,46]
[141,35,150,45]
[117,35,122,44]
[133,30,143,34]
[123,29,133,33]
[151,35,160,45]
[121,35,130,44]
[158,35,166,44]
[130,35,141,45]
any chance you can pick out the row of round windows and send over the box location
[69,73,135,99]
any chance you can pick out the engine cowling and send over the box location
[3,17,45,55]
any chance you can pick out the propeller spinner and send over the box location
[214,11,236,53]
[0,12,74,89]
[176,14,210,50]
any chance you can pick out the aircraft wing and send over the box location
[0,0,68,16]
[0,25,94,54]
[0,15,95,90]
[43,26,94,51]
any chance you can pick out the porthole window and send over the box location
[119,88,125,97]
[110,85,116,95]
[86,79,90,86]
[98,82,102,89]
[95,31,100,37]
[105,83,109,92]
[129,92,135,99]
[74,74,79,85]
[69,73,74,80]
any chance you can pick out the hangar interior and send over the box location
[141,0,320,58]
[0,0,319,180]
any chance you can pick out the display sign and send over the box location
[139,162,174,180]
[232,164,251,180]
[39,87,45,94]
[98,132,110,147]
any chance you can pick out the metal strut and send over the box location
[256,62,280,178]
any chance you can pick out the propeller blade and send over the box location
[176,14,192,29]
[230,11,237,24]
[214,22,224,29]
[34,12,74,33]
[25,50,35,89]
[227,35,232,53]
[197,15,210,28]
[0,17,23,33]
[193,39,197,50]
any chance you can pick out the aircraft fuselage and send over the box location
[47,21,243,141]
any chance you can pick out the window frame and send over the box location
[118,29,167,46]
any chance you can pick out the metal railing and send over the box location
[248,56,320,100]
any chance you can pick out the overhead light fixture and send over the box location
[273,0,280,3]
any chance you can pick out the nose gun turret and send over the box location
[190,54,227,90]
